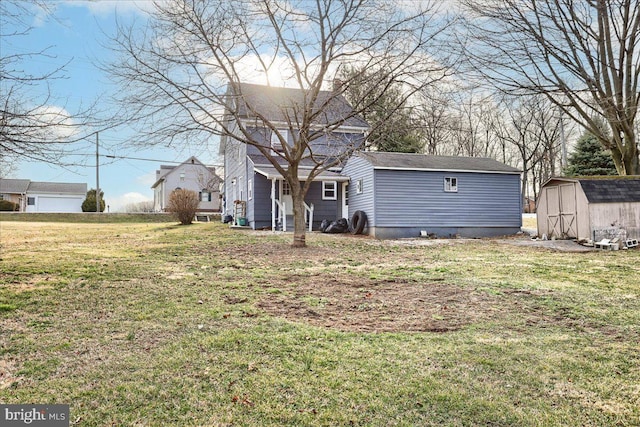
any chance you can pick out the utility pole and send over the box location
[96,132,101,213]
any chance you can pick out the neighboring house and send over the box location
[151,156,222,212]
[0,178,87,212]
[219,82,368,230]
[342,152,522,239]
[537,176,640,242]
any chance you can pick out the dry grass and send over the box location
[1,220,639,426]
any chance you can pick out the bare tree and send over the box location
[107,0,454,247]
[1,1,97,166]
[460,0,640,175]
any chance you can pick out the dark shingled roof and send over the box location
[357,151,521,174]
[578,178,640,203]
[232,83,369,129]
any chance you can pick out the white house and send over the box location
[0,179,87,212]
[151,156,222,212]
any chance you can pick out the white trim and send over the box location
[239,118,368,134]
[322,181,337,200]
[444,177,458,192]
[372,166,520,175]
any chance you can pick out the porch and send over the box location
[253,166,350,232]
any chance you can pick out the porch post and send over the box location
[271,178,276,231]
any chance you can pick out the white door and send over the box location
[280,180,293,215]
[342,182,349,219]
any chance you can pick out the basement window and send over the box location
[444,177,458,192]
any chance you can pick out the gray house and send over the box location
[219,82,368,230]
[342,152,522,238]
[537,177,640,242]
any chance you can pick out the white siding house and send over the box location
[151,156,222,212]
[0,179,87,212]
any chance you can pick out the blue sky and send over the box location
[5,1,222,211]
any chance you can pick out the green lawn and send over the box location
[1,220,639,426]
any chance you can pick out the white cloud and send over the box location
[107,191,152,212]
[62,0,154,17]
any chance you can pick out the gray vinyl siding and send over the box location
[304,181,342,227]
[374,170,522,227]
[251,173,274,228]
[245,128,364,157]
[342,156,375,225]
[223,135,248,216]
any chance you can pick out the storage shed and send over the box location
[537,177,640,242]
[342,152,522,239]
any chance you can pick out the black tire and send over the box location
[350,210,367,235]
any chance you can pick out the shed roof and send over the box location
[578,177,640,203]
[0,178,31,193]
[356,152,521,174]
[231,83,369,129]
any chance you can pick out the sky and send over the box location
[4,0,223,212]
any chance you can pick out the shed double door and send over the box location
[544,184,577,238]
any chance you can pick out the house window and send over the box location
[271,129,288,152]
[322,181,337,200]
[248,179,253,201]
[282,180,291,195]
[0,195,4,200]
[27,197,35,206]
[180,172,185,182]
[356,179,363,194]
[200,190,211,202]
[444,177,458,192]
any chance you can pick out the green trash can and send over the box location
[237,217,248,226]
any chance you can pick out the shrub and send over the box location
[167,189,199,225]
[0,200,19,211]
[82,189,106,212]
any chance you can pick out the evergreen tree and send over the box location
[564,131,617,176]
[339,66,423,153]
[82,189,105,212]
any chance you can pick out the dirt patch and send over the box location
[257,277,509,333]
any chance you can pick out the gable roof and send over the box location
[542,176,640,203]
[577,177,640,203]
[0,178,31,193]
[151,156,218,189]
[0,178,86,195]
[355,152,521,174]
[27,181,87,194]
[231,82,369,130]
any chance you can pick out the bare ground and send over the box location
[222,235,568,333]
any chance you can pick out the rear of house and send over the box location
[537,177,640,242]
[343,152,522,239]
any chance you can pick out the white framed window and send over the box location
[271,129,288,152]
[356,179,363,194]
[444,177,458,192]
[282,180,291,195]
[322,181,337,200]
[27,197,36,206]
[179,172,185,182]
[248,179,253,200]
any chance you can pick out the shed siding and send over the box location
[589,202,640,240]
[373,170,521,228]
[342,156,375,226]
